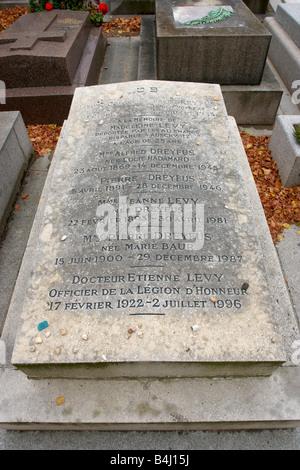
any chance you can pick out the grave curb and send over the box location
[264,16,300,108]
[0,365,300,430]
[0,111,34,237]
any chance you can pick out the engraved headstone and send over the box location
[156,0,271,85]
[11,80,287,379]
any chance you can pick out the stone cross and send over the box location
[0,14,66,50]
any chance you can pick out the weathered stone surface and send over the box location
[1,367,300,430]
[0,10,107,124]
[269,115,300,187]
[155,0,271,85]
[0,111,33,236]
[221,61,282,125]
[11,81,288,379]
[275,4,300,49]
[0,11,91,88]
[264,16,300,108]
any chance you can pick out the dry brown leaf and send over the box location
[56,396,65,406]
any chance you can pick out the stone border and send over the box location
[0,111,33,236]
[268,115,300,187]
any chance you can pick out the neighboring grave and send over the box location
[155,0,271,85]
[269,115,300,187]
[0,111,33,237]
[0,10,107,124]
[11,80,288,379]
[264,4,300,108]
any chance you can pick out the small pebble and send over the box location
[241,282,249,292]
[54,347,61,355]
[137,331,144,338]
[73,347,79,354]
[35,336,43,344]
[61,235,67,241]
[196,141,201,146]
[271,338,276,343]
[210,297,217,303]
[99,120,104,125]
[60,327,67,336]
[81,333,88,341]
[30,345,36,352]
[45,331,51,338]
[102,354,107,361]
[191,325,200,332]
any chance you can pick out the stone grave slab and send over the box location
[0,10,107,124]
[264,14,300,108]
[0,111,33,236]
[275,4,300,49]
[10,80,290,380]
[155,0,271,85]
[269,115,300,187]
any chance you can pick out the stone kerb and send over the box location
[0,111,33,237]
[269,115,300,187]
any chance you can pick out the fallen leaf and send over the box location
[56,396,65,406]
[21,193,29,199]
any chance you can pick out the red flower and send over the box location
[98,3,108,15]
[45,2,53,10]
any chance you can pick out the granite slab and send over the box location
[9,81,292,379]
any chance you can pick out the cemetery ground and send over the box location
[0,1,300,450]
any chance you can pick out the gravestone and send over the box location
[0,10,107,124]
[269,115,300,187]
[155,0,271,85]
[264,4,300,108]
[11,80,288,380]
[0,111,33,237]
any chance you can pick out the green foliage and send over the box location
[28,0,107,27]
[29,0,84,13]
[293,124,300,143]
